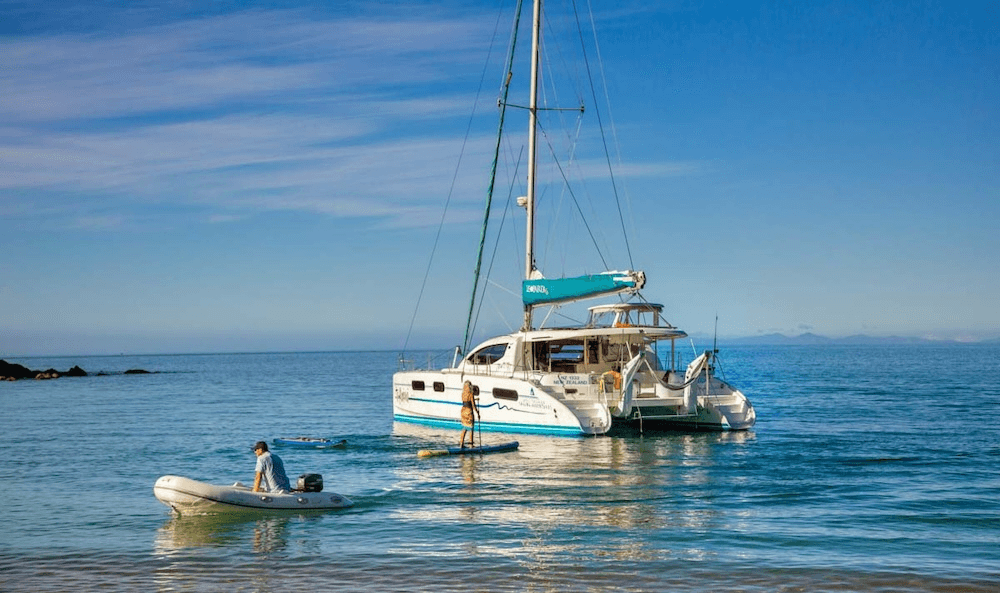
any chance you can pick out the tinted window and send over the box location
[469,343,508,365]
[493,388,518,401]
[550,343,584,363]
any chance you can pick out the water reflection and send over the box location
[389,422,757,566]
[459,455,478,486]
[154,514,292,554]
[153,514,297,593]
[155,514,252,550]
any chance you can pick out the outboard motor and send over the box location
[297,473,323,492]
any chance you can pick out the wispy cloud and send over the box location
[2,5,697,232]
[1,8,497,229]
[2,9,489,121]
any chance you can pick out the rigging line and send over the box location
[534,10,592,275]
[486,289,517,334]
[571,0,634,270]
[401,3,510,354]
[463,0,526,355]
[545,307,586,327]
[501,125,526,276]
[470,147,524,347]
[585,0,635,250]
[486,278,519,297]
[537,119,609,270]
[539,104,588,277]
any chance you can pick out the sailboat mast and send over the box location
[523,0,542,331]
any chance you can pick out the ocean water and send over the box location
[1,345,998,592]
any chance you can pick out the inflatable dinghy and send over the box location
[153,475,353,515]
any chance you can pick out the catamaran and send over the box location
[392,0,755,436]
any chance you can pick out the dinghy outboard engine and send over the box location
[297,473,323,492]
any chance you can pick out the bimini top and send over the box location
[586,303,673,329]
[506,302,686,343]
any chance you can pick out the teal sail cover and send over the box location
[522,271,645,307]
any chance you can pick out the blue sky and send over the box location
[2,0,997,356]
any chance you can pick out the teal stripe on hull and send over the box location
[394,414,586,437]
[407,397,459,407]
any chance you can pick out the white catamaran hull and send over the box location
[393,373,753,436]
[623,375,756,431]
[153,475,353,515]
[393,336,755,437]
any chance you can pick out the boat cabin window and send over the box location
[411,381,425,391]
[588,306,664,328]
[533,340,600,372]
[614,309,660,327]
[537,340,584,372]
[493,388,518,401]
[550,342,584,363]
[589,310,616,328]
[468,343,508,365]
[433,382,445,392]
[606,342,628,362]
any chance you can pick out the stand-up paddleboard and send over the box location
[417,441,519,458]
[273,437,347,449]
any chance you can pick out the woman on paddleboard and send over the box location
[458,381,479,448]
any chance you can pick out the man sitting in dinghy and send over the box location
[252,441,290,493]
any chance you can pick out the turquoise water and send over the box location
[1,346,998,592]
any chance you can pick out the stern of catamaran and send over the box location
[578,303,755,431]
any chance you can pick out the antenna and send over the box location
[713,314,719,355]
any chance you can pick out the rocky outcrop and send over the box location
[1,360,153,381]
[1,360,35,380]
[1,360,86,381]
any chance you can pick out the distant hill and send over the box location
[711,333,983,346]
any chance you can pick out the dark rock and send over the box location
[0,360,154,381]
[0,360,35,380]
[0,359,91,381]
